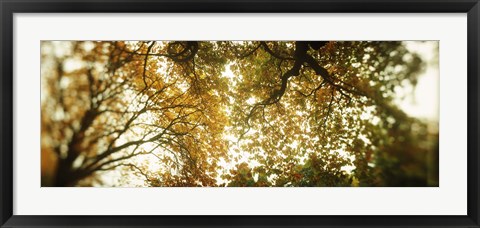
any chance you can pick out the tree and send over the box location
[218,41,437,186]
[41,41,229,186]
[41,41,438,187]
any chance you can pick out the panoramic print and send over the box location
[41,41,439,187]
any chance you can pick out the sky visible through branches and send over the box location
[41,41,439,187]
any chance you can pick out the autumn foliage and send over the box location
[41,41,438,187]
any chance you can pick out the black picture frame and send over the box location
[1,0,479,227]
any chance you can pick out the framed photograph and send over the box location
[1,0,479,227]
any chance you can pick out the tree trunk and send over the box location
[53,158,77,187]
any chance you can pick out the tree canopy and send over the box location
[41,41,439,187]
